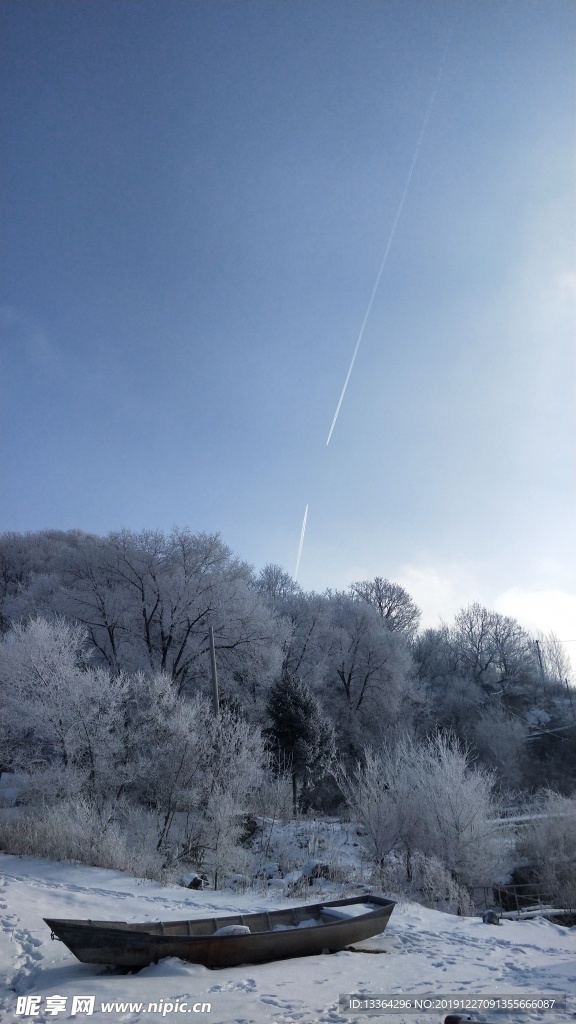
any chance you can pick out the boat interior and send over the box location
[77,901,385,937]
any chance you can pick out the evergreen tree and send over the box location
[266,671,335,814]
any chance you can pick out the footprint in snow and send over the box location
[260,993,295,1003]
[6,923,46,995]
[230,978,257,992]
[13,930,43,959]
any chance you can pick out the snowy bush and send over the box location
[0,799,165,878]
[336,733,509,890]
[252,772,294,822]
[371,853,407,895]
[200,788,252,889]
[414,733,506,885]
[248,817,298,881]
[516,790,576,909]
[405,852,474,915]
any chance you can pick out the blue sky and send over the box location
[1,0,574,644]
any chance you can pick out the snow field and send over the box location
[1,855,574,1024]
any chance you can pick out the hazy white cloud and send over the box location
[394,559,576,674]
[493,587,576,641]
[395,562,484,629]
[494,586,576,677]
[396,563,575,640]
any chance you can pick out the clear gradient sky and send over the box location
[1,1,575,647]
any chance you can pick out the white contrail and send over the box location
[294,503,308,580]
[326,26,454,446]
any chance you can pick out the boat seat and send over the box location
[320,903,376,920]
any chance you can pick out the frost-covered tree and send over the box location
[0,529,97,628]
[349,577,421,639]
[1,616,268,882]
[335,746,421,870]
[535,631,574,687]
[3,530,571,802]
[321,592,419,754]
[451,604,538,703]
[413,613,553,792]
[1,617,128,810]
[53,528,286,702]
[198,709,268,887]
[254,564,302,602]
[135,691,266,868]
[266,671,335,813]
[413,626,461,687]
[277,591,334,690]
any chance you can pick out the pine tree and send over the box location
[266,670,335,814]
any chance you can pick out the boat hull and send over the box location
[45,895,395,969]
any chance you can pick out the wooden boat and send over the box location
[45,894,395,969]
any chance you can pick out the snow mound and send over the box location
[213,924,251,936]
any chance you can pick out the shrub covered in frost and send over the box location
[336,733,509,890]
[516,790,576,910]
[0,799,165,878]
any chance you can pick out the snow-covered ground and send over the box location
[1,854,574,1024]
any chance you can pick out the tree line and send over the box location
[0,527,574,895]
[1,527,573,795]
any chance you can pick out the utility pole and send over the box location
[208,626,219,716]
[534,639,546,688]
[565,677,576,723]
